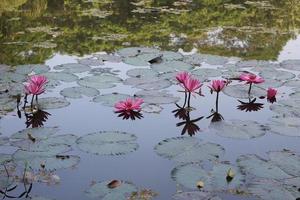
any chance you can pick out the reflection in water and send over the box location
[1,0,300,64]
[115,110,143,120]
[237,98,264,112]
[25,108,51,128]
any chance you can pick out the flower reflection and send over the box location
[237,98,264,112]
[25,108,51,128]
[207,110,224,123]
[115,110,143,120]
[173,104,204,136]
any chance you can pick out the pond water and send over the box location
[1,1,300,200]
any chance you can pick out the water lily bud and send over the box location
[196,181,204,189]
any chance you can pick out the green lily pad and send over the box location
[134,79,172,90]
[255,79,284,89]
[142,104,163,113]
[78,75,122,89]
[173,191,222,200]
[269,104,300,118]
[15,64,50,75]
[76,131,138,156]
[0,137,8,145]
[135,90,180,104]
[0,96,16,113]
[158,71,179,83]
[191,68,222,81]
[117,47,159,57]
[92,93,130,107]
[35,97,70,110]
[43,72,78,82]
[123,53,161,66]
[209,120,268,140]
[171,162,244,191]
[268,150,300,177]
[10,127,59,140]
[258,69,295,81]
[237,154,292,180]
[236,60,279,68]
[60,86,99,99]
[154,137,224,163]
[54,63,91,73]
[289,92,300,100]
[161,51,183,61]
[126,68,158,78]
[151,61,193,73]
[183,53,228,66]
[0,154,12,165]
[0,72,26,83]
[268,117,300,137]
[94,54,122,63]
[223,84,266,99]
[78,58,104,66]
[248,179,298,200]
[280,60,300,71]
[86,180,137,200]
[124,76,161,86]
[283,80,300,88]
[13,148,80,171]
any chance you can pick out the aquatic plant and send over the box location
[267,87,277,103]
[239,73,264,95]
[23,75,48,107]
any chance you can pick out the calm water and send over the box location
[1,1,300,200]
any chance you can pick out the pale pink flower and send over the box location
[176,72,190,84]
[114,98,144,112]
[239,73,264,84]
[209,80,227,93]
[29,75,48,87]
[183,77,202,93]
[24,82,45,95]
[267,88,277,103]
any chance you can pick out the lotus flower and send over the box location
[176,71,190,84]
[183,77,202,93]
[24,83,45,96]
[267,88,277,103]
[29,75,48,87]
[114,98,144,113]
[209,80,227,93]
[239,73,264,84]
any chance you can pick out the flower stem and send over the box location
[30,95,35,108]
[248,83,252,95]
[183,91,187,107]
[216,92,219,113]
[187,92,191,108]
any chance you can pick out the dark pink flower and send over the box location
[183,77,202,93]
[240,73,264,84]
[29,75,48,87]
[24,83,45,95]
[176,72,190,84]
[114,98,144,112]
[267,88,277,103]
[209,80,227,93]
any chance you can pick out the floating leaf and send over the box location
[13,147,80,171]
[36,97,70,110]
[268,150,300,177]
[43,72,78,82]
[183,53,228,66]
[173,191,222,200]
[258,69,295,81]
[60,86,99,99]
[209,120,268,140]
[151,61,193,73]
[11,127,59,140]
[191,68,222,81]
[78,75,122,89]
[0,72,26,83]
[223,84,266,99]
[142,104,163,113]
[86,180,137,200]
[290,92,300,100]
[0,136,9,145]
[237,154,292,180]
[14,64,50,75]
[154,137,224,163]
[92,93,130,107]
[123,53,161,66]
[54,63,91,73]
[268,117,300,137]
[76,131,138,156]
[283,80,300,88]
[269,104,300,118]
[171,162,244,191]
[280,60,300,71]
[135,90,180,104]
[134,79,172,90]
[94,54,122,63]
[236,60,279,68]
[126,68,158,78]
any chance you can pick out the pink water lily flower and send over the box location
[176,71,190,84]
[114,98,144,112]
[267,88,277,103]
[183,77,202,93]
[24,82,45,95]
[29,75,48,87]
[239,73,264,84]
[209,80,227,93]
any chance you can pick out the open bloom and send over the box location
[183,77,202,93]
[29,75,48,87]
[24,82,45,95]
[267,88,277,103]
[176,72,190,84]
[209,80,227,93]
[239,73,264,84]
[114,98,144,112]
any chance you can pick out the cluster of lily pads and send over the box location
[1,47,300,199]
